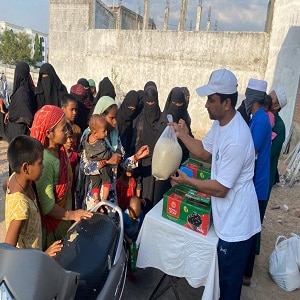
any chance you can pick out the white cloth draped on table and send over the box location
[136,200,220,300]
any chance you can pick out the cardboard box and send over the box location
[162,184,211,236]
[182,158,211,180]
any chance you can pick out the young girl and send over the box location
[5,135,62,257]
[63,122,79,210]
[30,105,92,250]
[116,166,141,211]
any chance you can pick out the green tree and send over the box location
[0,29,32,65]
[33,33,42,67]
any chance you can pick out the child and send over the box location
[30,105,92,250]
[83,114,112,204]
[64,123,79,210]
[264,94,277,141]
[116,165,141,211]
[61,93,82,151]
[123,196,144,245]
[5,135,63,257]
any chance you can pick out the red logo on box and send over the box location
[167,193,184,218]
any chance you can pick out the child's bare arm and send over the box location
[45,240,63,257]
[2,179,8,193]
[5,220,23,246]
[136,189,141,198]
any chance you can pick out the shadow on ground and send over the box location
[122,267,204,299]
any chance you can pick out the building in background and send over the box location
[0,21,48,64]
[95,0,155,30]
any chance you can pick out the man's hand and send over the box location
[168,119,189,139]
[170,169,189,185]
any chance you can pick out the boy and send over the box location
[123,196,144,244]
[83,114,112,203]
[5,135,63,257]
[61,93,82,150]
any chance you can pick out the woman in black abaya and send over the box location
[117,90,140,156]
[152,87,194,205]
[6,62,36,142]
[35,63,67,109]
[134,84,162,208]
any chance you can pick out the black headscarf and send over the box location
[95,77,116,102]
[158,87,192,163]
[144,81,157,91]
[142,86,161,153]
[162,87,189,124]
[70,83,91,132]
[9,62,36,125]
[117,90,139,154]
[35,63,67,109]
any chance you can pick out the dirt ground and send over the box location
[0,139,299,299]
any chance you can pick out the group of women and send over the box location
[4,61,193,250]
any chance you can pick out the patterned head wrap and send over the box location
[30,105,64,147]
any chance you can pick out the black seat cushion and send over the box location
[55,213,118,299]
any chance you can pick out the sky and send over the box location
[0,0,269,33]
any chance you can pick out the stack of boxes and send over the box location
[162,158,212,236]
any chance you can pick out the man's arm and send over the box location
[171,169,229,198]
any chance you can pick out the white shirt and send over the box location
[202,111,261,242]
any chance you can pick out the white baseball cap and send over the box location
[274,88,287,109]
[196,69,238,96]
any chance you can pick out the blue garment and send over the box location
[123,209,144,241]
[218,236,255,300]
[249,107,271,200]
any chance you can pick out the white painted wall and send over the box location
[49,0,269,137]
[48,0,300,139]
[264,0,300,136]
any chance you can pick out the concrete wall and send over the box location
[264,0,300,147]
[49,0,269,137]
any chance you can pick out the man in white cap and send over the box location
[170,69,261,300]
[268,88,287,194]
[243,78,271,286]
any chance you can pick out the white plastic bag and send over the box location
[152,115,182,180]
[289,233,300,268]
[269,235,300,292]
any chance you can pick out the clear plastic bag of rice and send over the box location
[152,115,182,180]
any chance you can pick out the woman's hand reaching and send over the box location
[134,145,150,161]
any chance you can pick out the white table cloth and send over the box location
[136,200,220,300]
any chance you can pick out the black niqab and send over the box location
[163,87,189,124]
[142,86,161,153]
[35,63,67,109]
[117,90,139,154]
